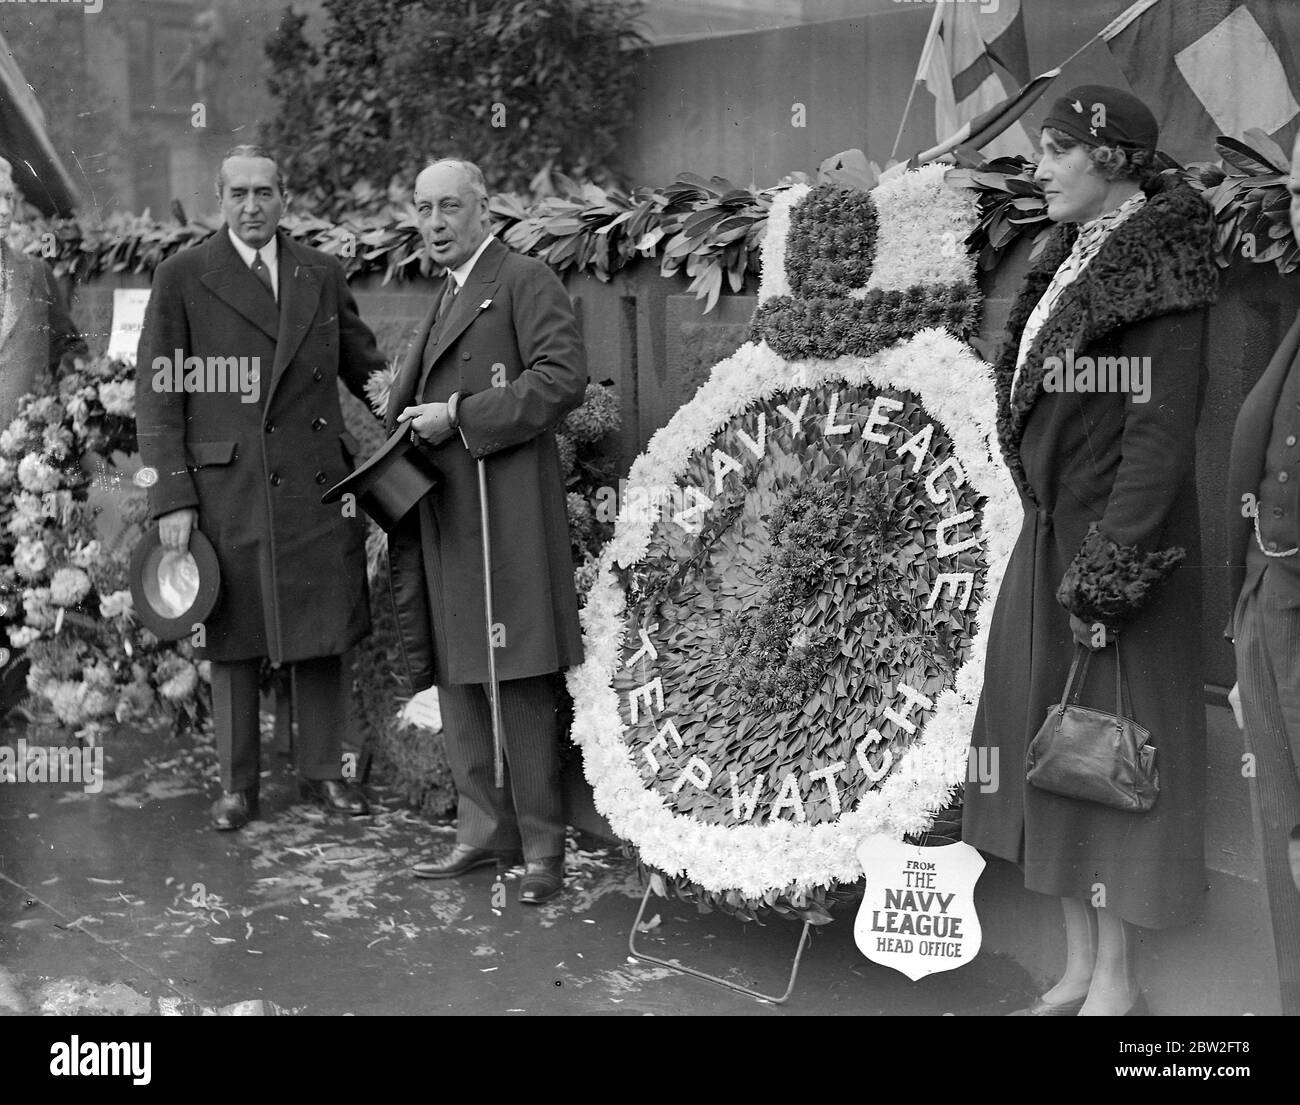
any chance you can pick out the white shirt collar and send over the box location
[227,227,278,268]
[447,234,495,289]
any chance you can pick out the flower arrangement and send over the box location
[566,166,1020,921]
[556,381,623,601]
[0,356,208,740]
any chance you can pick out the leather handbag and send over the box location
[1025,639,1159,812]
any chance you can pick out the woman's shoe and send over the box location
[1122,991,1149,1016]
[1007,993,1086,1016]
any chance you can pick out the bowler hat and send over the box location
[129,527,222,641]
[321,425,440,532]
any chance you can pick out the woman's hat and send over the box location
[320,425,441,532]
[1041,84,1158,152]
[129,526,222,641]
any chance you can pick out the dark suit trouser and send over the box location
[1234,569,1300,1016]
[211,655,346,792]
[437,674,564,861]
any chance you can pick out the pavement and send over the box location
[0,716,1039,1016]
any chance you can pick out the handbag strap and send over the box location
[1113,636,1134,723]
[1059,644,1092,712]
[1059,639,1134,732]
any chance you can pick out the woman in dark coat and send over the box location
[963,86,1218,1016]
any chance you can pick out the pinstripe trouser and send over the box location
[1234,568,1300,1016]
[437,673,565,861]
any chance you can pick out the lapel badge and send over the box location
[479,299,493,310]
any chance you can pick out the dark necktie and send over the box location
[436,275,457,324]
[251,251,276,303]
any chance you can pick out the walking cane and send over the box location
[476,458,505,789]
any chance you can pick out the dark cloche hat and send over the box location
[1041,84,1159,152]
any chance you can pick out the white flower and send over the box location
[17,454,60,493]
[97,380,135,417]
[69,541,102,569]
[99,589,133,619]
[7,625,40,648]
[42,423,73,460]
[49,567,92,607]
[0,421,27,457]
[13,539,48,580]
[159,663,199,703]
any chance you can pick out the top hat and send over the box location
[321,425,441,532]
[129,526,222,641]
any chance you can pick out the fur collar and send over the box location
[992,175,1218,498]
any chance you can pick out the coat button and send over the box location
[270,472,282,486]
[312,417,327,431]
[461,352,471,361]
[265,421,275,433]
[314,471,328,485]
[1275,506,1285,517]
[1288,435,1297,447]
[313,368,324,382]
[1268,540,1279,551]
[1281,472,1290,483]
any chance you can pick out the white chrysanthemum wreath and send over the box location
[567,167,1018,909]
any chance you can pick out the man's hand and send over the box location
[398,402,455,446]
[158,508,197,551]
[1228,681,1245,730]
[1068,613,1107,650]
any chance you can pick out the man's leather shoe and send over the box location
[298,778,370,816]
[211,790,258,831]
[518,856,564,905]
[412,842,521,879]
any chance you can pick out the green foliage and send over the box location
[28,173,775,314]
[260,0,648,218]
[785,183,878,297]
[751,283,983,361]
[354,559,457,818]
[1196,128,1299,274]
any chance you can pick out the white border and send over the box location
[567,330,1018,897]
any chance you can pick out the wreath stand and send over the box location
[625,882,813,1005]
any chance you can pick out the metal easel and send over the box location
[625,882,814,1005]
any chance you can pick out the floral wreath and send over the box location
[0,356,208,741]
[567,165,1019,917]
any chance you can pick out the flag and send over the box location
[1103,0,1300,162]
[914,69,1061,165]
[920,0,1035,160]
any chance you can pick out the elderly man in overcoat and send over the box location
[388,158,586,904]
[0,155,86,429]
[1224,127,1300,1017]
[135,145,385,830]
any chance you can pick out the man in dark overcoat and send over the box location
[135,145,384,830]
[0,155,86,429]
[387,158,586,904]
[1224,126,1300,1017]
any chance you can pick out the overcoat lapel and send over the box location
[267,233,323,406]
[198,230,280,345]
[386,295,440,431]
[413,238,507,400]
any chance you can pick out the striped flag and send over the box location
[920,0,1035,160]
[1103,0,1300,162]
